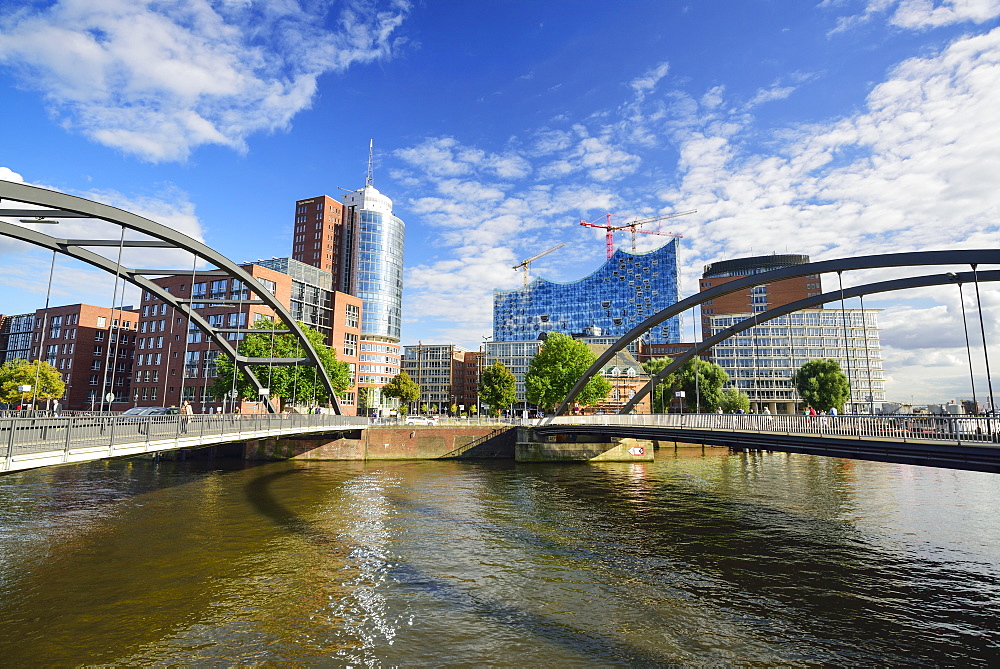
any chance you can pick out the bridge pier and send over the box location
[515,427,653,463]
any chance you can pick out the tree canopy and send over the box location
[792,358,850,411]
[381,370,421,408]
[209,318,351,408]
[0,359,66,405]
[673,358,729,412]
[479,360,517,416]
[640,356,674,413]
[718,387,750,413]
[525,332,611,412]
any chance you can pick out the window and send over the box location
[344,333,358,357]
[95,331,105,342]
[346,304,359,329]
[96,316,106,327]
[193,282,207,297]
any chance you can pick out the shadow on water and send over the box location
[242,463,674,666]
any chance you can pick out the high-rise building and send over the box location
[340,184,405,342]
[493,240,681,346]
[292,148,405,413]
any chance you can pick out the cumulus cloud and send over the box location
[391,23,1000,403]
[0,0,410,162]
[0,168,208,311]
[830,0,1000,33]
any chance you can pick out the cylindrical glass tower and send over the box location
[341,185,405,342]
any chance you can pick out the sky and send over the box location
[1,0,999,406]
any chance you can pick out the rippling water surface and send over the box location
[1,448,999,666]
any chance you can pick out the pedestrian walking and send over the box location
[181,400,193,433]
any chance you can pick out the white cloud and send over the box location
[0,166,24,183]
[0,0,410,162]
[829,0,1000,33]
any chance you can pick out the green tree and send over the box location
[718,387,751,413]
[640,356,674,413]
[525,332,612,412]
[420,403,429,414]
[357,386,377,412]
[381,371,420,410]
[479,360,517,416]
[210,319,351,408]
[793,359,850,412]
[673,358,729,412]
[0,359,66,406]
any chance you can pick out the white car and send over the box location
[404,415,437,425]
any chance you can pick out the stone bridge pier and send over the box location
[515,426,654,462]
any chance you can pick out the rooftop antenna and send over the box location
[366,139,374,188]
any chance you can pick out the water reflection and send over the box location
[0,450,997,665]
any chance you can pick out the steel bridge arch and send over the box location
[554,249,1000,415]
[620,268,1000,413]
[0,180,343,414]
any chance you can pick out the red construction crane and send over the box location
[580,210,695,258]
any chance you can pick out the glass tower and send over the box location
[341,185,405,342]
[493,239,681,344]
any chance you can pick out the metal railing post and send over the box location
[64,416,75,462]
[5,418,16,471]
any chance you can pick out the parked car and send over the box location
[404,415,437,426]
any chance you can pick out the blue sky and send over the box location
[1,0,999,404]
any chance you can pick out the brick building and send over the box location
[30,304,139,411]
[133,260,364,414]
[699,254,820,339]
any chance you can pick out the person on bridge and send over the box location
[181,400,193,433]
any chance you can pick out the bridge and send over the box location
[534,413,1000,473]
[1,413,368,474]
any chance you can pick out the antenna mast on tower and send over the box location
[366,139,374,187]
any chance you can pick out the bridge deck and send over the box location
[2,413,369,474]
[534,414,1000,473]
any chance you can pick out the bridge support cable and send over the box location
[553,250,1000,416]
[0,181,342,414]
[619,269,1000,414]
[971,264,996,415]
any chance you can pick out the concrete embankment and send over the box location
[243,424,687,462]
[244,425,517,461]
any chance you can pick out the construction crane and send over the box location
[580,210,696,258]
[513,242,566,287]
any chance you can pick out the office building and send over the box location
[401,344,476,413]
[699,254,821,339]
[293,156,405,411]
[493,240,681,345]
[134,260,364,414]
[1,313,35,363]
[700,254,884,413]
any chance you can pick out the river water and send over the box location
[1,448,998,666]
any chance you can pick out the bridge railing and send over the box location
[2,412,370,463]
[541,413,1000,445]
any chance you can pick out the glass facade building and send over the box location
[493,240,681,344]
[341,186,405,342]
[253,258,334,338]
